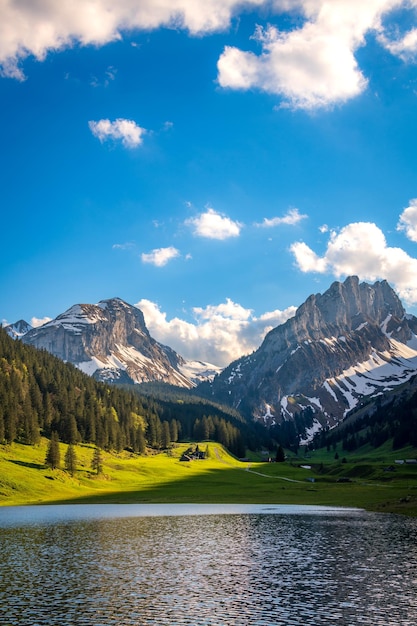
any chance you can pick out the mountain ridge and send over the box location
[6,277,417,443]
[13,297,220,388]
[198,276,417,437]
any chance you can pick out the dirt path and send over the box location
[213,447,303,483]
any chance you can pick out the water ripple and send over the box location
[1,508,416,625]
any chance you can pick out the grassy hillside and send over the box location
[1,439,416,516]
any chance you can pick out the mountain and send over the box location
[0,325,251,455]
[198,276,417,438]
[18,298,220,387]
[5,319,33,340]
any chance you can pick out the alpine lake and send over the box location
[1,503,417,626]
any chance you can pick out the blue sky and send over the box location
[2,1,417,366]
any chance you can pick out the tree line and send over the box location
[308,389,417,453]
[0,327,260,456]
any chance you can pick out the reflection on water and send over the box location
[1,505,416,625]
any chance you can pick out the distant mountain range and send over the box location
[6,298,220,387]
[6,277,417,441]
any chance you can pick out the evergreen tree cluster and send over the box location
[0,328,261,456]
[0,327,154,451]
[309,391,417,453]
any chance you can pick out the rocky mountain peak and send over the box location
[200,277,417,437]
[276,276,405,344]
[20,297,219,387]
[4,319,33,340]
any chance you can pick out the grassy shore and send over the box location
[1,439,416,516]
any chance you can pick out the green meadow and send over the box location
[1,439,416,516]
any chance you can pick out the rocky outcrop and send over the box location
[199,277,417,430]
[21,298,219,387]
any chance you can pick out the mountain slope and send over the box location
[20,298,219,387]
[199,276,417,433]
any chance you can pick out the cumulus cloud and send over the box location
[0,0,265,79]
[378,24,417,62]
[290,241,328,273]
[185,208,242,239]
[256,207,307,227]
[2,0,417,112]
[136,298,296,366]
[31,316,52,328]
[397,198,417,242]
[290,221,417,305]
[141,246,180,267]
[89,118,146,148]
[217,0,412,109]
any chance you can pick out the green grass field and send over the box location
[1,439,416,516]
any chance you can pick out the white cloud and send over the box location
[217,0,407,109]
[0,0,266,79]
[2,0,416,114]
[113,242,135,250]
[290,221,417,305]
[193,299,252,321]
[136,298,296,366]
[290,241,328,273]
[256,208,307,227]
[141,246,180,267]
[185,207,242,239]
[89,118,146,148]
[31,316,52,328]
[378,22,417,61]
[397,198,417,242]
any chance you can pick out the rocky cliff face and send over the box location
[199,277,417,434]
[20,298,219,387]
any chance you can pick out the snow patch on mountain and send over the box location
[300,419,323,444]
[322,338,417,416]
[178,360,221,385]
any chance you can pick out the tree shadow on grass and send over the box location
[43,464,308,507]
[9,459,45,470]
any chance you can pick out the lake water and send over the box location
[1,504,416,625]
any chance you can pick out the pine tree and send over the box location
[161,421,171,449]
[201,416,210,441]
[64,415,80,445]
[275,444,285,462]
[135,427,146,454]
[169,419,179,443]
[147,414,161,448]
[45,431,61,469]
[4,398,17,444]
[91,446,103,475]
[0,405,4,443]
[64,443,77,476]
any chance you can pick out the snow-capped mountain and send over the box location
[17,298,220,387]
[5,319,33,340]
[199,276,417,434]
